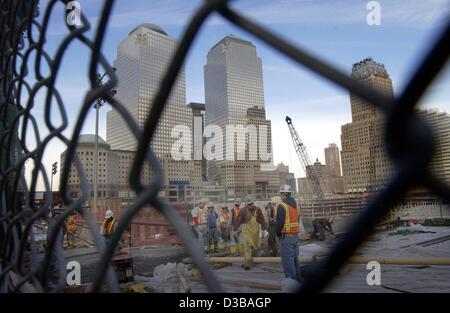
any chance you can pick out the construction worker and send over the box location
[66,212,78,249]
[102,209,117,247]
[312,217,334,241]
[265,201,278,256]
[234,195,266,270]
[191,199,208,252]
[218,206,230,243]
[230,198,242,245]
[206,203,219,253]
[276,185,302,283]
[47,203,66,276]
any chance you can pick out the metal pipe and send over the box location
[93,98,100,215]
[183,256,450,266]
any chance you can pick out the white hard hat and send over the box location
[234,198,241,205]
[245,195,255,205]
[105,210,114,219]
[207,202,214,208]
[280,184,292,193]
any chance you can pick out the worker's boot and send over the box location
[214,243,219,253]
[243,259,252,270]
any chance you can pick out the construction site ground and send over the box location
[63,225,450,292]
[131,226,450,293]
[65,245,186,284]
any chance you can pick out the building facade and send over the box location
[61,135,130,199]
[276,162,296,193]
[324,143,342,177]
[297,158,343,196]
[417,108,450,186]
[204,35,279,200]
[341,58,450,193]
[340,58,394,193]
[106,23,202,193]
[188,102,207,183]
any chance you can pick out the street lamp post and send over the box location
[93,71,116,214]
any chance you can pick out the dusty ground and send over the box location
[159,226,450,293]
[61,226,450,292]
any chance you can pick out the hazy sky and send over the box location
[29,0,450,190]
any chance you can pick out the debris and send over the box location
[141,262,193,293]
[388,227,435,236]
[153,262,191,281]
[408,223,430,233]
[125,283,151,293]
[281,277,302,293]
[153,262,177,281]
[177,269,191,293]
[400,235,450,249]
[423,218,450,226]
[112,254,134,283]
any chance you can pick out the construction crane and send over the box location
[285,116,326,207]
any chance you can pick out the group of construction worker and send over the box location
[47,204,118,249]
[191,184,303,283]
[46,203,119,282]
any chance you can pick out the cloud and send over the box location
[229,0,450,28]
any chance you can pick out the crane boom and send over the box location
[285,116,326,204]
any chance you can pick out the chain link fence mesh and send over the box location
[0,0,449,293]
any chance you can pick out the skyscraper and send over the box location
[275,162,296,193]
[340,58,394,193]
[324,143,342,177]
[341,59,450,193]
[204,35,278,199]
[417,108,450,185]
[106,24,201,192]
[187,102,207,182]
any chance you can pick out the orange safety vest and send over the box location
[194,207,205,225]
[232,207,240,225]
[280,202,299,234]
[103,218,116,235]
[66,215,77,235]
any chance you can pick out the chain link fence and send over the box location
[0,0,449,293]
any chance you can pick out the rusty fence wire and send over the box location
[0,0,449,293]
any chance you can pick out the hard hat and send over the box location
[105,210,114,219]
[328,216,334,223]
[280,184,292,193]
[234,198,241,205]
[245,195,255,205]
[207,202,214,208]
[198,199,206,204]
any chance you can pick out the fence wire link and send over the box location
[0,0,449,293]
